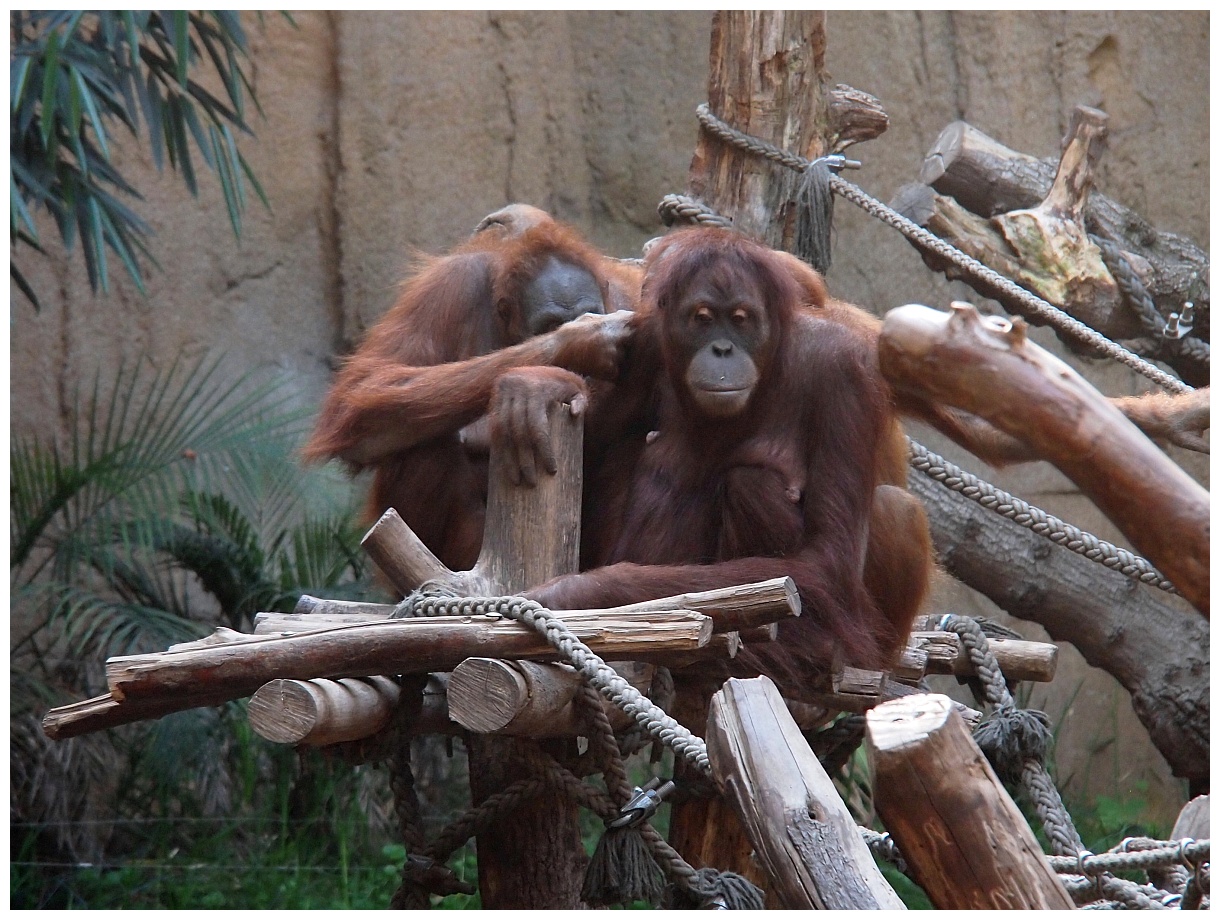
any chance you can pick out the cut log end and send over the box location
[248,679,322,744]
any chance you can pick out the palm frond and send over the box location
[10,11,275,305]
[11,353,303,584]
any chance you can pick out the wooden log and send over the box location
[908,465,1209,788]
[250,674,449,746]
[667,673,774,900]
[447,659,653,737]
[248,676,401,746]
[826,83,888,153]
[909,631,1058,683]
[460,387,587,908]
[1171,794,1210,840]
[879,302,1210,616]
[706,676,906,909]
[891,646,928,683]
[687,11,830,250]
[104,611,713,703]
[609,576,800,632]
[866,693,1075,909]
[810,674,983,729]
[738,622,779,645]
[265,575,800,635]
[918,118,1210,384]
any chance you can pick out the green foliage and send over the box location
[10,352,381,879]
[10,11,273,307]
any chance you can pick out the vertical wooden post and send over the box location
[706,677,906,909]
[687,10,830,249]
[464,399,589,909]
[865,693,1075,909]
[670,10,832,880]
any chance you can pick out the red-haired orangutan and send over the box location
[304,208,640,571]
[523,227,934,690]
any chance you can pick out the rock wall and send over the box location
[10,11,1208,828]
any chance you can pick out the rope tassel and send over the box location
[794,158,835,274]
[582,823,665,907]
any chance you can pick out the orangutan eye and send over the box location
[731,309,750,327]
[693,307,714,325]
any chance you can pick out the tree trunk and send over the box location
[907,467,1209,786]
[687,11,830,249]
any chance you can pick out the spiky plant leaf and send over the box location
[10,11,281,306]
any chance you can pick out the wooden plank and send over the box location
[706,676,905,910]
[866,693,1075,909]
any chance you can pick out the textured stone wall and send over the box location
[9,11,1207,827]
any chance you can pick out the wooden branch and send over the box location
[268,576,800,635]
[990,106,1124,331]
[908,458,1209,785]
[361,507,454,595]
[706,676,905,909]
[447,659,653,737]
[827,83,888,153]
[104,611,712,704]
[42,688,236,740]
[879,302,1210,615]
[294,595,396,617]
[866,694,1075,909]
[687,11,829,248]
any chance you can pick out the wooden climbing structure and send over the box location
[41,10,1209,911]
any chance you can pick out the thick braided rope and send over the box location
[573,687,721,901]
[579,683,634,803]
[942,614,1015,709]
[694,103,1191,395]
[941,615,1085,857]
[1020,760,1087,857]
[1063,874,1175,910]
[503,597,713,775]
[1094,235,1210,367]
[389,676,432,910]
[860,828,908,874]
[909,440,1177,594]
[1048,839,1210,877]
[658,193,733,228]
[399,593,712,775]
